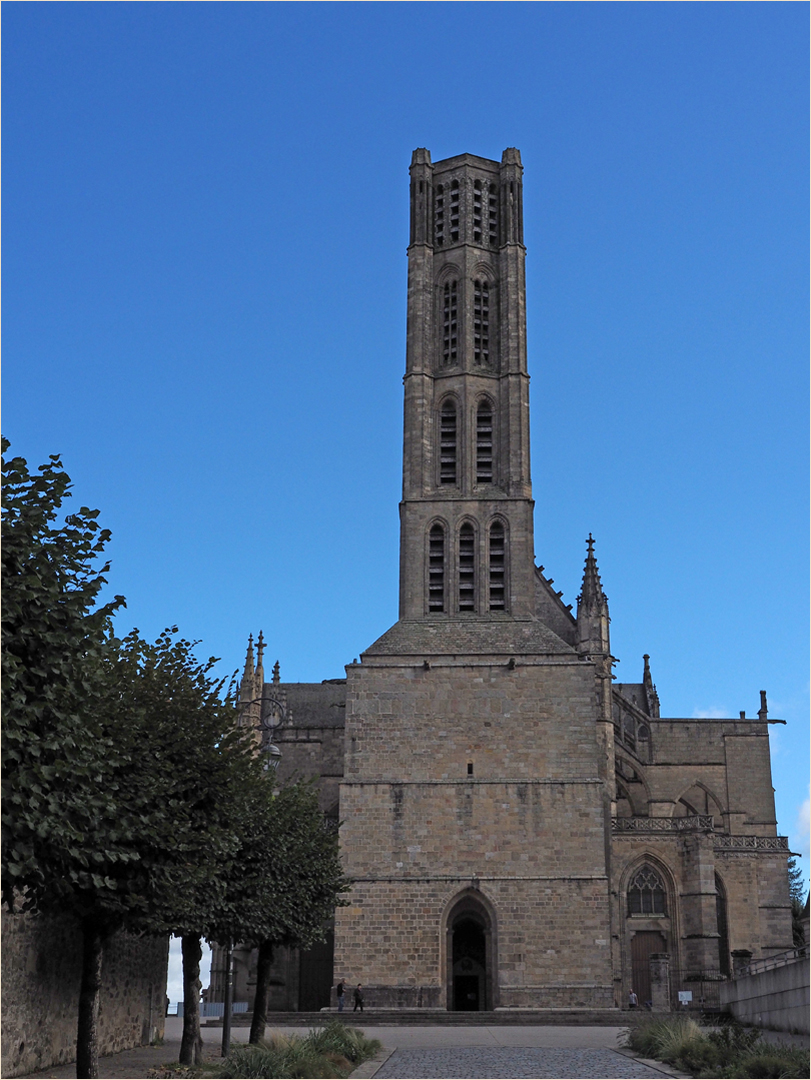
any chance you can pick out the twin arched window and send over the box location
[439,399,494,488]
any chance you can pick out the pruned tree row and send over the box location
[1,440,350,1077]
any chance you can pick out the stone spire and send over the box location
[643,654,660,718]
[237,633,262,748]
[255,630,266,691]
[576,535,610,659]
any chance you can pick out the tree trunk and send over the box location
[76,917,105,1079]
[248,940,274,1045]
[179,934,204,1066]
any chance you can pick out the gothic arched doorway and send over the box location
[445,892,495,1011]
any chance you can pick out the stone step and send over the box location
[216,1008,629,1027]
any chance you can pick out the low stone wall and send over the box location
[1,908,168,1078]
[720,956,809,1035]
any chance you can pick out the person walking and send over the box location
[628,988,638,1009]
[336,979,346,1012]
[353,984,364,1012]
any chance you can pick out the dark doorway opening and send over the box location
[298,927,334,1011]
[450,911,488,1011]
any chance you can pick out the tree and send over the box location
[2,441,263,1077]
[247,783,350,1044]
[202,778,351,1045]
[787,856,807,947]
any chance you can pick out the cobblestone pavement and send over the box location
[374,1046,672,1078]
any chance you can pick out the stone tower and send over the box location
[400,149,536,620]
[334,149,616,1010]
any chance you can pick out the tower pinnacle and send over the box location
[576,534,610,659]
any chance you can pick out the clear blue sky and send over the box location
[5,0,808,909]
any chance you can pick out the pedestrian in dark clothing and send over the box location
[336,979,346,1011]
[353,984,364,1012]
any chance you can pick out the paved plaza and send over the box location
[19,1019,687,1079]
[373,1045,671,1078]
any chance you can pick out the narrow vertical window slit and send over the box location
[428,524,445,612]
[458,523,476,612]
[440,401,457,485]
[489,522,505,610]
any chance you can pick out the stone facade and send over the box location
[213,148,793,1013]
[1,908,168,1077]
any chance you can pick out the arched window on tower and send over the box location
[435,184,445,246]
[628,865,667,916]
[442,281,458,365]
[488,183,498,246]
[473,280,490,365]
[428,524,446,613]
[476,401,493,483]
[458,523,476,612]
[440,401,458,485]
[488,521,506,611]
[473,180,483,245]
[449,180,460,243]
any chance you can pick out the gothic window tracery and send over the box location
[628,866,667,916]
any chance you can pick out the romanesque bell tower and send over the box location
[400,149,536,620]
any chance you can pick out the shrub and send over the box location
[212,1022,381,1079]
[303,1020,382,1064]
[624,1017,809,1080]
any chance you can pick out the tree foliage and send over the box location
[2,439,125,914]
[2,441,351,1071]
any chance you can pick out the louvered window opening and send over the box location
[476,402,493,483]
[473,280,490,365]
[442,281,458,365]
[428,524,445,612]
[440,402,457,485]
[458,523,476,612]
[473,181,484,245]
[628,867,667,915]
[449,181,460,243]
[435,185,444,246]
[489,521,505,610]
[472,181,498,247]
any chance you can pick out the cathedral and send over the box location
[212,148,793,1014]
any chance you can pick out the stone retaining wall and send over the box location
[720,956,809,1034]
[1,908,168,1077]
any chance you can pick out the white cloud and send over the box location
[167,936,212,1007]
[692,707,728,719]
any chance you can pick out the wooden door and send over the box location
[630,931,665,1008]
